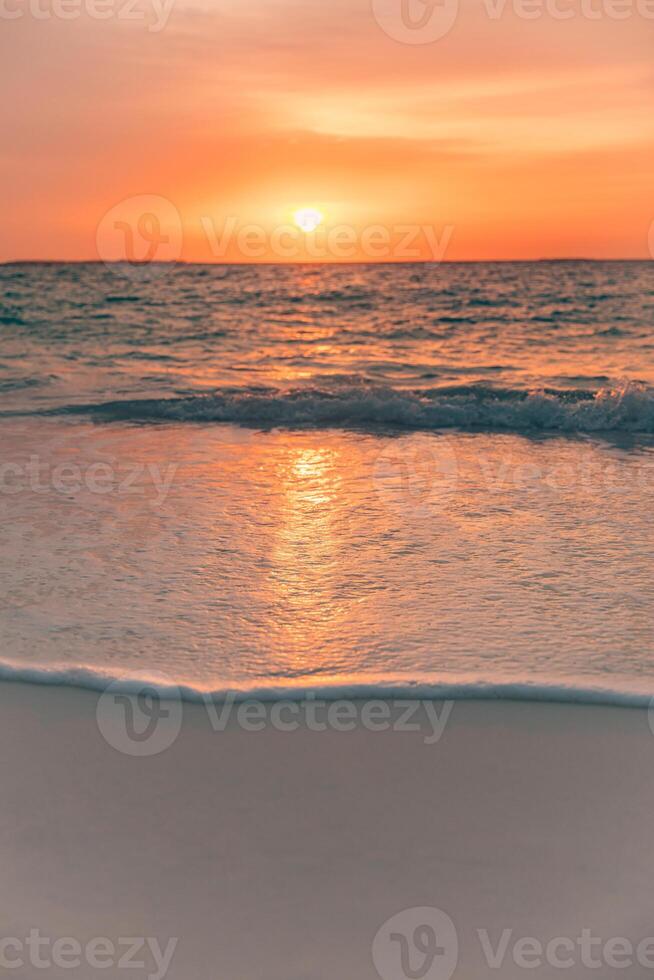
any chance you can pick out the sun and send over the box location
[293,208,324,233]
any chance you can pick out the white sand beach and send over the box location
[2,682,653,979]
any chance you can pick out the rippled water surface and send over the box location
[1,262,653,699]
[1,261,654,422]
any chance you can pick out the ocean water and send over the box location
[1,260,654,703]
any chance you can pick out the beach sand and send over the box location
[2,682,653,979]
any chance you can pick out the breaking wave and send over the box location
[47,380,654,433]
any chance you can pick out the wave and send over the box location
[0,376,43,392]
[0,660,652,708]
[43,380,654,433]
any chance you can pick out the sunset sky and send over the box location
[1,0,653,262]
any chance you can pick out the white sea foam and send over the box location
[0,660,651,707]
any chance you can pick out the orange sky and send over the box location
[1,0,653,261]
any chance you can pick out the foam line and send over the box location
[0,661,651,707]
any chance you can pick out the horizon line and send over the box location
[1,257,651,268]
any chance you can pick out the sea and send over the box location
[1,259,653,705]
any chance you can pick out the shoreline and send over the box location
[0,664,653,709]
